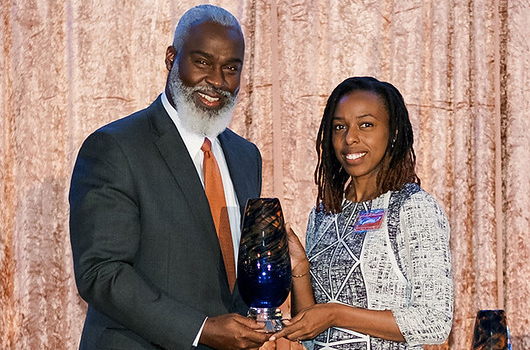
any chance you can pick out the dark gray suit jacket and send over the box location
[69,96,262,350]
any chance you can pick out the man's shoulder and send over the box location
[92,97,163,137]
[219,128,258,149]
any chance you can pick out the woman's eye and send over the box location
[333,124,345,131]
[360,122,373,129]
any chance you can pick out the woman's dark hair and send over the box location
[315,76,420,213]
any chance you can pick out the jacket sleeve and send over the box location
[391,192,454,345]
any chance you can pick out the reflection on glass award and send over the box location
[237,198,291,333]
[472,309,510,350]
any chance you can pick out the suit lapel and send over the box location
[147,97,217,242]
[218,131,253,214]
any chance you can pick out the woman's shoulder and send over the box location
[391,183,449,223]
[393,183,442,207]
[308,203,335,226]
[305,203,337,250]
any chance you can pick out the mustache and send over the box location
[190,84,233,99]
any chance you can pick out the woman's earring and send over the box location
[391,131,398,149]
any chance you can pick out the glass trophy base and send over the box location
[248,307,284,333]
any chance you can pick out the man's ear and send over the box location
[165,46,177,71]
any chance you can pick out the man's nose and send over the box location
[205,67,225,89]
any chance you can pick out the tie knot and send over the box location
[201,138,212,152]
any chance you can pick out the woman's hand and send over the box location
[273,305,406,343]
[285,223,315,315]
[271,304,335,342]
[285,224,309,276]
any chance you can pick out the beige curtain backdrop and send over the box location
[1,0,529,349]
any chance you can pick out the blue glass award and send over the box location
[238,198,291,332]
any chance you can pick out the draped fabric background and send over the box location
[1,0,529,349]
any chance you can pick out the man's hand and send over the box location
[200,313,270,350]
[259,338,306,350]
[258,340,277,350]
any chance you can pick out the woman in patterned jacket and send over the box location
[271,77,454,349]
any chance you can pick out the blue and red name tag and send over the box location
[354,209,385,232]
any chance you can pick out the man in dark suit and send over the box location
[69,5,270,350]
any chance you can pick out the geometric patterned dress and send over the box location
[304,183,453,350]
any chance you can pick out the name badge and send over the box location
[354,209,385,232]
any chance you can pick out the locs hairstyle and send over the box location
[315,76,420,213]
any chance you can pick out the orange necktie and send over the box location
[201,138,236,291]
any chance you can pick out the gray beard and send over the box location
[167,67,237,138]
